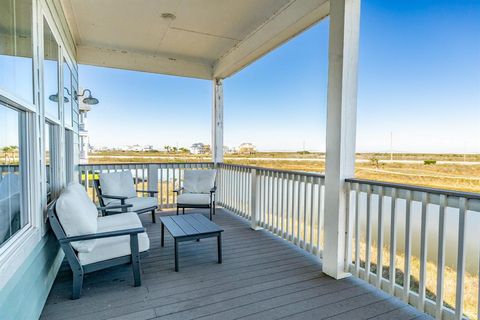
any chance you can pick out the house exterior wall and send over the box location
[0,0,78,318]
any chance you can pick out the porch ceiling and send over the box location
[60,0,329,79]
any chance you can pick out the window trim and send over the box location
[62,57,74,130]
[0,103,37,261]
[41,11,62,124]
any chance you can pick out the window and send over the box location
[0,0,34,104]
[45,122,52,203]
[43,18,59,120]
[63,60,73,127]
[0,104,27,246]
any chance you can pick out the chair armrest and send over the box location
[97,204,132,211]
[136,190,158,197]
[99,194,128,201]
[173,187,184,194]
[210,186,217,194]
[59,227,146,243]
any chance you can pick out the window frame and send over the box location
[41,13,62,126]
[62,57,74,130]
[0,97,38,261]
[0,0,37,113]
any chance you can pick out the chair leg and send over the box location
[72,269,84,300]
[151,209,156,223]
[176,206,179,215]
[182,208,185,215]
[130,234,142,287]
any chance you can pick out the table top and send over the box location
[160,214,224,238]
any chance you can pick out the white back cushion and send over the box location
[183,170,216,194]
[99,171,136,198]
[56,183,98,252]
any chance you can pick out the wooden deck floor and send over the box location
[41,209,432,320]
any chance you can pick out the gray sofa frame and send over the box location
[47,201,147,299]
[174,186,216,220]
[93,178,158,223]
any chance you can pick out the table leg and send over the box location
[161,222,164,247]
[174,239,179,272]
[217,233,222,264]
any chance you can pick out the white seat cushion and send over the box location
[56,183,98,253]
[177,193,211,205]
[78,212,149,265]
[99,171,136,199]
[183,170,216,194]
[109,196,157,212]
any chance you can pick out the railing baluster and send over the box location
[403,190,412,303]
[355,183,361,277]
[279,172,286,238]
[309,177,315,253]
[296,175,301,245]
[389,188,397,295]
[455,197,468,320]
[345,182,353,269]
[302,175,307,249]
[418,192,429,312]
[365,184,372,282]
[436,194,447,319]
[166,166,170,208]
[286,174,292,241]
[377,186,384,288]
[267,171,272,230]
[276,172,281,235]
[318,178,324,257]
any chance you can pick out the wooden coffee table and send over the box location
[160,214,224,271]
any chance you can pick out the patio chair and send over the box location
[174,169,217,220]
[94,171,158,223]
[48,182,150,299]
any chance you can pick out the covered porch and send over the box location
[42,208,428,320]
[0,0,478,320]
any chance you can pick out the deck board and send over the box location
[41,208,431,320]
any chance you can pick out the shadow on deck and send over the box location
[41,208,431,320]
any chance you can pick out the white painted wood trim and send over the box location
[213,0,329,78]
[322,0,361,279]
[77,45,213,80]
[212,79,224,163]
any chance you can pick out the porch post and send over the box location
[212,78,224,163]
[323,0,361,279]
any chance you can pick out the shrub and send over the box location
[424,160,437,165]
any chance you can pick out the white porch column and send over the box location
[323,0,361,279]
[212,78,224,163]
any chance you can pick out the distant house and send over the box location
[238,143,256,154]
[191,143,210,154]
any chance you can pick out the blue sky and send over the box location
[80,0,480,153]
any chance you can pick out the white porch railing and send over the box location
[77,162,479,319]
[78,162,214,209]
[345,178,480,320]
[217,163,326,257]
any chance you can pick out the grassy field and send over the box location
[88,151,480,193]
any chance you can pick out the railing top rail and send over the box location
[218,163,326,179]
[346,177,480,200]
[78,162,214,167]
